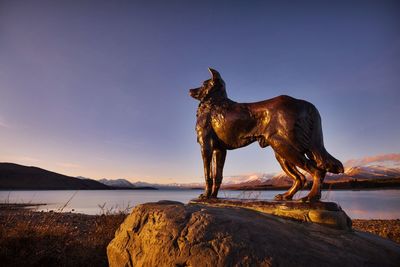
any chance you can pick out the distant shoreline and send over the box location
[0,203,46,209]
[223,187,400,191]
[1,186,400,191]
[223,186,400,191]
[224,178,400,191]
[0,186,159,191]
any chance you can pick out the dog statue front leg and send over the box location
[199,146,213,199]
[211,149,226,198]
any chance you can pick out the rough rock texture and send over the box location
[107,201,400,267]
[190,198,352,230]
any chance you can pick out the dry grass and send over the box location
[352,219,400,244]
[0,207,125,267]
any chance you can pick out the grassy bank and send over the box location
[0,206,125,267]
[0,205,399,267]
[352,219,400,244]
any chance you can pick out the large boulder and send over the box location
[107,201,400,267]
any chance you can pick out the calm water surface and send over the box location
[1,189,399,219]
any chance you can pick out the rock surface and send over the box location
[107,201,400,267]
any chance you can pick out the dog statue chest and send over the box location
[195,101,258,149]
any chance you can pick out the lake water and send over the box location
[1,189,399,219]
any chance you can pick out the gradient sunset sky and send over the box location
[1,1,399,183]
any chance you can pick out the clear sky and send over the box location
[0,1,399,183]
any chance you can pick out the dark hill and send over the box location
[0,163,110,190]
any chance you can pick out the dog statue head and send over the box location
[189,68,227,101]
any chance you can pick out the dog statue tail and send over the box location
[307,105,344,174]
[314,147,344,174]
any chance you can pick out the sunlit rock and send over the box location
[107,201,400,267]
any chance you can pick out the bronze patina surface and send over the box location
[190,198,352,230]
[189,68,344,201]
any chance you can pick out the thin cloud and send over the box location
[57,162,81,169]
[344,153,400,167]
[0,118,9,128]
[17,156,41,164]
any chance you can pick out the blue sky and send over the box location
[0,1,399,183]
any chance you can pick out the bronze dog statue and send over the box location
[189,68,344,202]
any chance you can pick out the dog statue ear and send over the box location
[208,68,222,80]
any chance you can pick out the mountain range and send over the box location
[1,161,399,190]
[96,164,400,189]
[223,165,400,189]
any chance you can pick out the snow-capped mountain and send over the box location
[98,178,136,188]
[129,181,202,189]
[97,178,203,189]
[223,173,274,185]
[223,165,400,188]
[343,165,400,179]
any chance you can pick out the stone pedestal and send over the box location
[190,198,352,230]
[107,201,400,267]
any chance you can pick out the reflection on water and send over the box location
[0,189,399,219]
